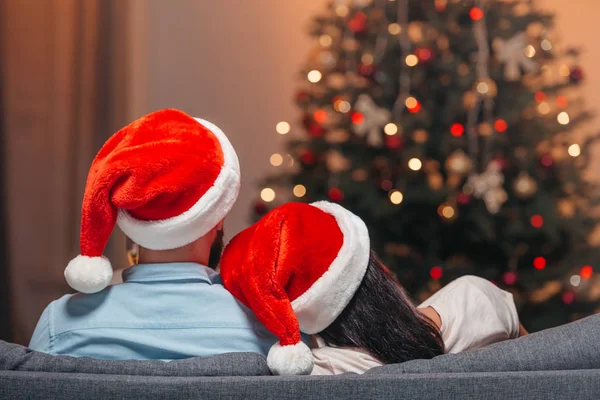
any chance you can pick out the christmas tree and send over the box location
[253,0,600,331]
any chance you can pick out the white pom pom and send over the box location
[64,255,113,294]
[267,341,313,375]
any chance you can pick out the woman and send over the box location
[220,201,522,375]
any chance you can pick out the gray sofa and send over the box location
[2,314,600,399]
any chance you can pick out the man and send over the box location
[29,109,274,360]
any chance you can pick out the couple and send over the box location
[30,109,524,375]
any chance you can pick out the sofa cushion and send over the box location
[0,342,270,376]
[368,313,600,374]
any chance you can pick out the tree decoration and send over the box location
[464,161,507,214]
[326,150,351,172]
[445,150,472,175]
[492,32,538,81]
[513,172,538,199]
[353,94,392,147]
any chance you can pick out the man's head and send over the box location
[64,109,240,293]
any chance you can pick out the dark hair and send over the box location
[319,251,444,364]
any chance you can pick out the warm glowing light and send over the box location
[334,99,351,113]
[541,39,552,51]
[559,64,570,77]
[388,23,402,35]
[535,92,546,103]
[581,266,593,280]
[430,266,443,280]
[531,214,544,228]
[408,158,422,171]
[270,153,283,166]
[362,53,374,65]
[476,81,489,94]
[351,112,365,125]
[260,188,276,202]
[405,97,418,109]
[307,70,322,83]
[335,4,349,17]
[568,144,581,157]
[293,184,306,198]
[494,119,508,133]
[450,123,464,137]
[504,272,517,285]
[389,190,404,204]
[441,205,455,219]
[276,121,290,134]
[469,7,484,21]
[570,275,581,287]
[533,257,546,270]
[384,123,398,135]
[314,109,327,123]
[525,45,536,58]
[557,111,570,125]
[538,102,550,115]
[556,96,568,108]
[319,35,333,47]
[405,54,418,67]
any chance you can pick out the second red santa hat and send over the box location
[220,201,370,375]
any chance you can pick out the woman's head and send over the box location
[319,251,444,364]
[220,201,441,375]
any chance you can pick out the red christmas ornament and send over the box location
[385,135,403,150]
[430,266,443,280]
[581,265,593,280]
[494,119,508,133]
[415,47,434,62]
[556,96,568,108]
[328,187,344,202]
[534,92,546,103]
[530,215,544,228]
[351,112,365,125]
[562,291,575,304]
[457,193,471,205]
[503,271,517,285]
[407,101,421,114]
[359,63,374,77]
[313,109,327,123]
[295,90,309,103]
[254,201,267,215]
[469,7,484,21]
[308,123,325,137]
[380,180,393,191]
[569,66,583,83]
[540,154,553,167]
[300,150,316,165]
[533,257,546,270]
[348,12,367,33]
[450,123,465,137]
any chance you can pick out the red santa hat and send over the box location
[220,201,370,375]
[64,108,240,293]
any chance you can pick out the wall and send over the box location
[130,0,600,238]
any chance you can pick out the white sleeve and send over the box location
[419,275,519,353]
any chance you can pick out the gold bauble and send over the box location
[513,172,538,199]
[407,22,425,43]
[445,150,472,175]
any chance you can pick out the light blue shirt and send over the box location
[29,263,276,360]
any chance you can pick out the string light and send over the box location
[260,188,276,202]
[334,99,351,113]
[405,54,418,67]
[430,266,443,280]
[361,53,374,65]
[276,121,290,134]
[494,119,508,132]
[559,65,570,77]
[556,96,568,108]
[557,111,570,125]
[388,23,402,35]
[541,39,552,51]
[538,102,550,114]
[314,109,327,123]
[531,214,544,228]
[503,272,517,285]
[581,265,593,279]
[533,257,546,270]
[469,7,484,21]
[535,92,546,103]
[405,97,421,113]
[570,275,581,287]
[450,123,464,137]
[293,184,306,198]
[389,190,404,205]
[270,153,283,166]
[335,4,349,17]
[476,81,489,94]
[307,70,322,83]
[384,123,398,135]
[525,45,536,58]
[568,144,581,157]
[351,112,365,125]
[319,35,333,47]
[408,158,422,171]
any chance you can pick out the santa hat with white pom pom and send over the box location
[64,108,240,294]
[219,201,370,375]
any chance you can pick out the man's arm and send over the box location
[29,306,52,353]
